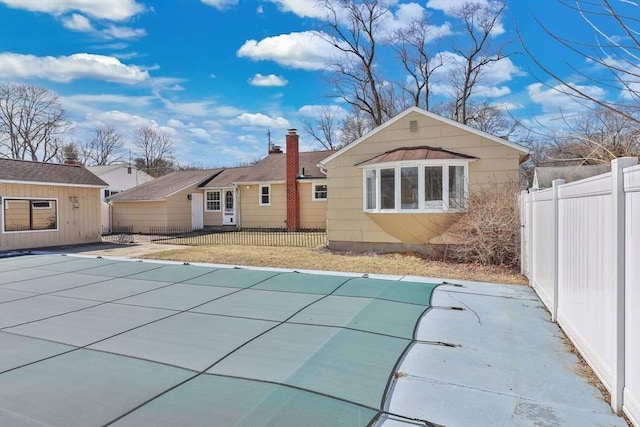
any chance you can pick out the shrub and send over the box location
[451,181,521,268]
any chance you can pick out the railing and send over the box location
[520,157,639,425]
[152,228,327,248]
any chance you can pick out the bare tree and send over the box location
[0,83,69,162]
[547,108,639,164]
[86,124,124,165]
[320,0,390,127]
[134,127,175,177]
[448,0,509,125]
[339,109,371,147]
[302,106,340,150]
[392,16,444,111]
[521,0,640,124]
[433,100,518,136]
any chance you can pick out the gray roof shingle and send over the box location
[0,159,108,187]
[355,146,477,166]
[109,169,223,201]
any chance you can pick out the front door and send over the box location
[223,189,235,225]
[191,193,204,230]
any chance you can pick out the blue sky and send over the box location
[0,0,630,167]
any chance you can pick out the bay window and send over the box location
[363,162,469,213]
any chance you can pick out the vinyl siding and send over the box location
[299,181,327,229]
[0,182,101,251]
[324,111,521,245]
[239,184,287,228]
[111,201,167,233]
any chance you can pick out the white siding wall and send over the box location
[521,158,639,423]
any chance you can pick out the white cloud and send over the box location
[188,128,210,139]
[473,85,511,98]
[249,73,288,87]
[86,110,156,129]
[430,51,523,89]
[0,52,150,84]
[62,13,93,32]
[269,0,328,19]
[201,0,238,10]
[65,94,154,108]
[237,31,336,70]
[232,112,291,128]
[297,104,348,117]
[528,82,606,112]
[0,0,144,21]
[426,0,505,35]
[103,25,146,40]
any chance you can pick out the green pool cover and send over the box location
[0,254,438,426]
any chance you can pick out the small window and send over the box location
[3,198,58,232]
[365,169,377,210]
[259,185,271,206]
[313,184,327,201]
[205,190,221,212]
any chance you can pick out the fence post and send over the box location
[611,157,638,414]
[551,179,565,323]
[520,190,527,276]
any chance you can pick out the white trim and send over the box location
[204,190,222,212]
[362,160,469,213]
[259,184,271,206]
[312,182,328,201]
[318,106,529,166]
[2,196,59,234]
[233,180,286,186]
[0,179,105,189]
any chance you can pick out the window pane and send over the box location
[365,170,376,210]
[449,165,465,209]
[260,186,270,205]
[400,167,418,209]
[4,199,30,231]
[3,199,56,231]
[32,200,57,230]
[380,168,395,210]
[206,191,220,211]
[314,184,327,200]
[424,166,443,209]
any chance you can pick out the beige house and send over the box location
[318,106,529,254]
[0,159,107,251]
[108,169,223,233]
[109,130,330,233]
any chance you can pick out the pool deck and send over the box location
[0,244,628,426]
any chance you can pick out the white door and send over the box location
[223,189,235,225]
[191,193,204,230]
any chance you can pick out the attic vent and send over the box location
[409,120,418,132]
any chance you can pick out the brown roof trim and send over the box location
[355,146,477,167]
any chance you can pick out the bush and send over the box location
[451,182,521,268]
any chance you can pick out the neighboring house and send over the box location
[0,159,107,251]
[318,106,530,254]
[531,164,610,190]
[87,164,154,232]
[108,169,223,233]
[109,130,330,233]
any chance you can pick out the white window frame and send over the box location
[2,197,59,233]
[205,190,221,212]
[362,160,470,213]
[312,182,328,201]
[259,184,271,206]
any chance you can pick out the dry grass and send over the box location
[140,244,528,285]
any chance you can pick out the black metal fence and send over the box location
[102,226,326,248]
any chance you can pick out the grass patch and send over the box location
[140,245,527,285]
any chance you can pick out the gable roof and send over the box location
[319,106,529,166]
[86,164,150,176]
[0,158,107,187]
[355,146,477,167]
[532,164,610,189]
[202,150,332,188]
[109,169,223,201]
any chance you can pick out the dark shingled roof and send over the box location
[355,146,477,166]
[109,169,223,201]
[203,150,332,187]
[0,158,107,187]
[532,164,611,189]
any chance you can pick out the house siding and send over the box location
[166,187,196,228]
[299,182,327,229]
[0,183,101,251]
[239,184,287,229]
[111,201,167,233]
[323,111,521,249]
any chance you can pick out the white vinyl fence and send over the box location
[521,157,639,426]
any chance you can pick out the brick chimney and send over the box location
[286,129,299,231]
